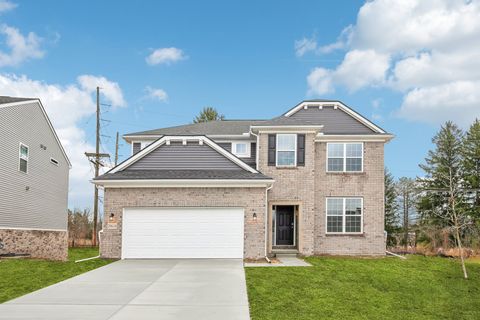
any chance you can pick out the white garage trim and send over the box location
[121,207,245,259]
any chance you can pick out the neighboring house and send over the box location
[94,100,393,259]
[0,97,71,261]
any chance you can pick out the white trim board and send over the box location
[123,134,253,143]
[315,134,394,142]
[93,179,274,188]
[284,101,386,134]
[109,135,259,174]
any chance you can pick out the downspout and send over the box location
[250,127,272,263]
[249,128,259,171]
[265,183,273,263]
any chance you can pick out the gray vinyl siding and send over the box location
[289,105,375,134]
[0,102,69,230]
[125,141,244,171]
[218,142,257,167]
[132,142,141,154]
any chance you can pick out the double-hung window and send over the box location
[327,143,363,172]
[326,197,363,234]
[232,142,250,158]
[276,134,296,166]
[19,143,29,173]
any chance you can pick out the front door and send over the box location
[276,206,294,246]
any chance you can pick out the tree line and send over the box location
[385,120,480,278]
[68,208,102,247]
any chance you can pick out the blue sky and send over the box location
[1,0,479,209]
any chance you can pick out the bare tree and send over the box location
[419,122,470,279]
[396,177,417,251]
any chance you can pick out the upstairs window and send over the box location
[276,134,296,166]
[232,142,250,158]
[327,143,363,172]
[19,143,29,173]
[326,197,363,234]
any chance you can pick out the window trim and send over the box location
[325,197,363,234]
[326,142,364,173]
[276,133,297,167]
[232,141,251,158]
[131,141,153,154]
[19,142,29,174]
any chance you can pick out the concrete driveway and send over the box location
[0,259,250,320]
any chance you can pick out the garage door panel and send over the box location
[122,208,244,259]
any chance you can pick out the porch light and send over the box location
[253,212,257,222]
[109,213,115,222]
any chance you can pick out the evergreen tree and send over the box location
[384,168,399,246]
[462,119,480,222]
[418,121,469,278]
[193,107,225,123]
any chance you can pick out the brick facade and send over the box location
[257,133,385,256]
[257,132,317,255]
[100,187,266,259]
[0,229,68,261]
[314,142,385,255]
[99,137,386,259]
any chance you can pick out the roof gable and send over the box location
[110,136,258,174]
[283,101,386,134]
[0,98,72,167]
[287,105,375,134]
[126,141,244,171]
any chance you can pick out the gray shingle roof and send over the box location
[126,120,267,136]
[95,170,272,180]
[0,96,38,105]
[124,100,389,137]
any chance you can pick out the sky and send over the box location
[0,0,479,209]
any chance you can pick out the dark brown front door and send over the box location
[276,206,294,245]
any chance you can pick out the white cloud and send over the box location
[334,50,390,91]
[398,81,480,126]
[146,47,186,66]
[145,86,168,102]
[0,24,44,66]
[305,0,480,125]
[0,73,125,208]
[307,68,334,95]
[0,0,16,13]
[294,37,317,57]
[77,75,126,107]
[307,50,389,95]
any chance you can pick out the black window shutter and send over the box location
[297,134,305,166]
[268,134,276,166]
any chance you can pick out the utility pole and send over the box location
[115,131,119,166]
[85,87,110,247]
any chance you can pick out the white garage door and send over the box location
[122,207,244,259]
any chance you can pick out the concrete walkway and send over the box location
[0,259,250,320]
[244,256,312,267]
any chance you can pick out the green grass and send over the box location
[246,256,480,320]
[0,247,114,303]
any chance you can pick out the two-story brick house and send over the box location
[94,100,393,259]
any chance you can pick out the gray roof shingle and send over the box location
[124,100,388,137]
[95,170,272,180]
[126,120,267,136]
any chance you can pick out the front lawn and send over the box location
[246,256,480,320]
[0,247,114,303]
